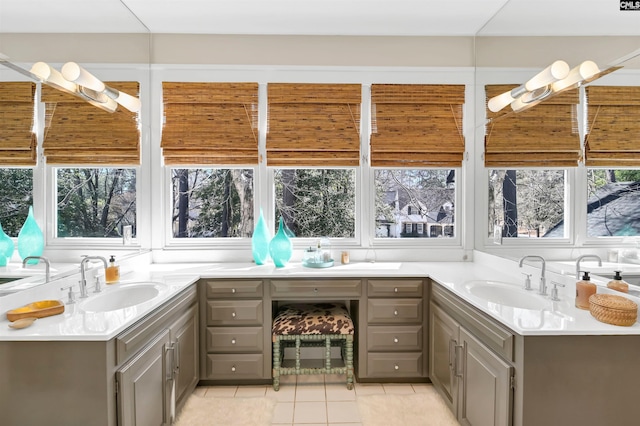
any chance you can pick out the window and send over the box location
[273,169,355,238]
[587,169,640,237]
[488,169,565,238]
[56,168,136,238]
[0,168,33,236]
[375,169,455,239]
[171,168,254,238]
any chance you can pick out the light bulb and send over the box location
[61,62,105,92]
[525,60,570,91]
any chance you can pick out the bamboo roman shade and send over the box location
[0,82,36,166]
[42,82,140,165]
[585,86,640,167]
[266,83,361,167]
[370,84,465,168]
[161,82,259,166]
[485,84,580,168]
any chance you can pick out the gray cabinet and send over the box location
[117,330,172,426]
[117,303,199,426]
[430,285,514,426]
[200,279,269,382]
[0,284,198,426]
[116,288,199,426]
[361,278,427,380]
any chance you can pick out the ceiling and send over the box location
[1,0,640,36]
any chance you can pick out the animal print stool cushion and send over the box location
[272,303,354,335]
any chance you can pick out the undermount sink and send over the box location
[463,280,549,310]
[80,282,163,313]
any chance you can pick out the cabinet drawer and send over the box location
[270,279,361,299]
[367,279,423,298]
[206,326,264,353]
[367,352,424,378]
[204,280,263,299]
[367,325,423,352]
[368,298,423,324]
[206,300,263,326]
[205,353,264,380]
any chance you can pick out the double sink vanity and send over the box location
[1,251,639,426]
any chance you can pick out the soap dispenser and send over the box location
[607,270,629,293]
[105,255,120,284]
[575,271,596,310]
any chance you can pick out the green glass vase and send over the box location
[0,222,14,267]
[251,209,271,265]
[269,217,293,268]
[17,206,44,265]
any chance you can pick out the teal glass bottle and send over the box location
[0,221,14,267]
[17,206,44,265]
[269,217,293,268]
[251,208,271,265]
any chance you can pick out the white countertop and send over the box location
[3,253,640,341]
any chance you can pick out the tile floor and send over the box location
[192,374,439,426]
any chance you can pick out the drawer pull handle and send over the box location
[314,288,318,293]
[394,364,399,370]
[231,366,236,372]
[231,339,236,345]
[393,310,399,316]
[231,312,236,318]
[231,288,236,294]
[393,337,399,343]
[394,287,398,293]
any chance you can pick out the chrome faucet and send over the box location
[79,256,107,298]
[519,255,547,295]
[575,254,602,280]
[22,256,51,282]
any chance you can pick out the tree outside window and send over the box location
[171,168,254,238]
[488,170,565,238]
[57,168,136,238]
[0,168,33,236]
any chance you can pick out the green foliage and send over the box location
[615,170,640,182]
[57,168,136,238]
[171,169,254,238]
[0,169,33,237]
[274,169,356,238]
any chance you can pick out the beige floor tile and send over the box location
[292,424,326,426]
[324,373,348,384]
[202,386,238,397]
[272,401,295,424]
[297,374,325,385]
[235,385,268,397]
[382,383,415,394]
[293,401,328,424]
[353,383,384,396]
[327,401,361,423]
[325,383,356,402]
[267,381,297,402]
[192,386,207,397]
[331,424,363,426]
[412,383,434,393]
[296,384,327,402]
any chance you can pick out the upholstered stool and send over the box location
[272,302,354,391]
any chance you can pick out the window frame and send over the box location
[45,164,142,248]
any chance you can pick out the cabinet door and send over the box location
[172,304,199,412]
[117,329,171,426]
[429,303,459,412]
[458,327,513,426]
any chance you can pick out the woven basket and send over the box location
[589,294,638,327]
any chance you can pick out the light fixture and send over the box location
[551,60,600,92]
[61,62,141,113]
[488,59,623,115]
[30,62,77,94]
[487,60,569,113]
